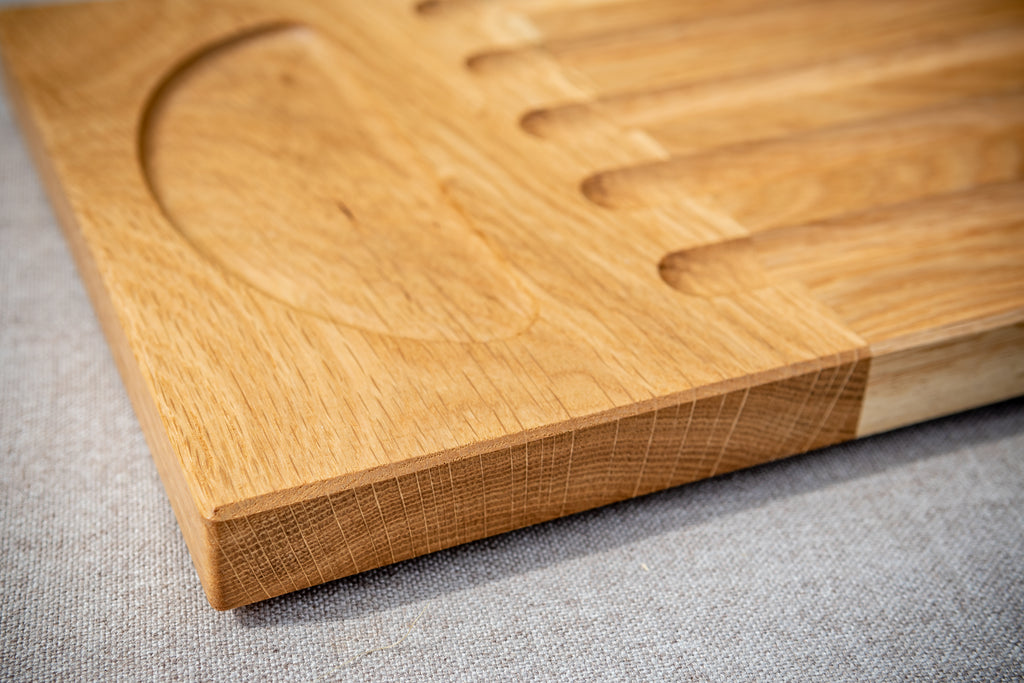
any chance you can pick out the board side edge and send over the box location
[0,53,236,609]
[205,357,869,609]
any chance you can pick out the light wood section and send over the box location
[1,0,1021,608]
[858,322,1024,436]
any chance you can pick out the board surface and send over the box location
[1,0,1022,609]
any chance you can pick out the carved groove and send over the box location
[141,24,537,343]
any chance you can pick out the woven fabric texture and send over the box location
[2,5,1023,678]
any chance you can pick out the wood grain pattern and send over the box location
[207,359,868,608]
[1,0,1021,608]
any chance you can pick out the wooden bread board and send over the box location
[1,0,1022,609]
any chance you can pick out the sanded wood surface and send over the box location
[1,0,1021,608]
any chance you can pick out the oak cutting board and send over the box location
[2,0,1022,609]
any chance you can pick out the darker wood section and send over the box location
[211,357,870,608]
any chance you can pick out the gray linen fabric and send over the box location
[2,4,1023,678]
